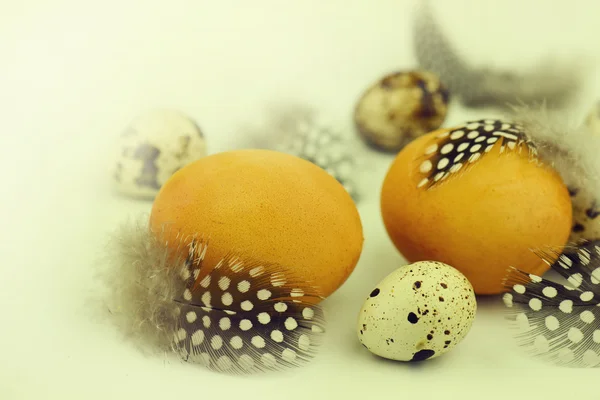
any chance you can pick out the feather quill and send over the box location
[96,217,326,374]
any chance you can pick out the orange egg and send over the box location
[149,149,364,298]
[380,120,573,295]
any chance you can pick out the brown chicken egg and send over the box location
[149,149,364,299]
[380,119,573,295]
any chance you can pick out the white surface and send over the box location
[2,0,600,399]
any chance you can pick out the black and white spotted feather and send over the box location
[413,118,539,190]
[502,240,600,367]
[98,218,326,374]
[412,0,585,108]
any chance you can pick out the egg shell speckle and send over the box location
[113,109,207,199]
[357,261,476,362]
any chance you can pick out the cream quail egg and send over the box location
[113,109,207,199]
[568,186,600,241]
[357,261,476,362]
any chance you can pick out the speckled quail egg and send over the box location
[113,109,207,199]
[354,70,449,152]
[568,186,600,242]
[563,102,600,242]
[357,261,476,362]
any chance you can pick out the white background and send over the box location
[2,0,600,399]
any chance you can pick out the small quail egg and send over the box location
[113,109,207,199]
[567,101,600,241]
[357,261,476,362]
[354,70,449,152]
[568,186,600,241]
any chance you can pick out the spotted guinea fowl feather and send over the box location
[502,240,600,367]
[172,240,325,374]
[412,119,539,190]
[98,217,326,374]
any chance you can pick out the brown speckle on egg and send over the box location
[410,349,436,362]
[407,312,419,324]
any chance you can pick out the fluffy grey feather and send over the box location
[95,216,327,374]
[505,103,600,199]
[505,102,600,242]
[413,0,587,108]
[96,217,188,357]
